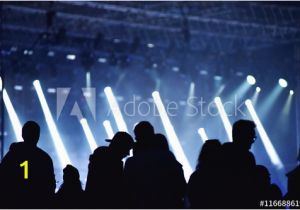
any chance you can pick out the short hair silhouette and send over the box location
[134,121,154,142]
[232,119,256,150]
[63,164,80,183]
[154,133,169,151]
[22,121,40,146]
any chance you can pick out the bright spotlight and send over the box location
[152,91,193,180]
[0,76,2,91]
[278,78,288,88]
[290,90,294,95]
[103,120,114,139]
[80,118,98,152]
[3,89,22,141]
[33,80,71,167]
[247,75,256,85]
[245,99,284,170]
[104,87,128,132]
[197,128,208,142]
[214,97,232,142]
[256,87,261,92]
[66,54,76,60]
[86,72,91,88]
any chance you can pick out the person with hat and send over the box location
[85,131,134,208]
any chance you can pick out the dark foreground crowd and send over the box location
[0,120,299,209]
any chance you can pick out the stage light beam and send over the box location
[198,128,208,142]
[80,118,98,152]
[152,91,193,180]
[33,80,71,167]
[245,99,284,170]
[214,97,233,142]
[3,89,22,141]
[103,120,114,139]
[104,87,128,132]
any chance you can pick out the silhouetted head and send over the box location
[154,133,169,151]
[232,119,256,150]
[134,121,155,143]
[22,121,40,146]
[63,164,80,184]
[197,139,221,170]
[255,165,271,187]
[108,132,134,159]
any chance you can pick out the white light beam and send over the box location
[3,89,22,141]
[214,97,232,142]
[198,128,208,142]
[80,118,98,152]
[103,120,114,139]
[152,91,193,181]
[104,87,128,132]
[33,80,71,167]
[245,99,284,170]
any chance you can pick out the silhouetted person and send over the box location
[124,122,186,208]
[187,139,222,208]
[284,149,300,200]
[0,121,56,208]
[55,165,84,208]
[85,132,134,208]
[253,165,282,205]
[132,121,156,155]
[219,119,257,208]
[153,133,170,151]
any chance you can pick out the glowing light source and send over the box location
[80,118,98,152]
[33,80,71,167]
[104,87,128,132]
[86,72,91,88]
[245,99,284,170]
[14,85,23,91]
[152,91,192,181]
[103,120,114,139]
[66,54,76,60]
[3,89,22,141]
[282,91,294,117]
[251,88,261,106]
[147,43,154,48]
[98,58,107,63]
[0,76,2,91]
[278,78,288,88]
[198,128,208,142]
[214,97,232,142]
[247,75,256,85]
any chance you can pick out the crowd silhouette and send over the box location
[0,119,299,208]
